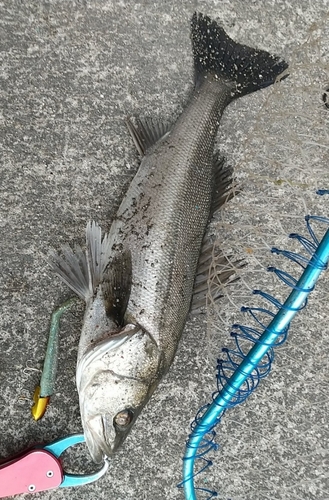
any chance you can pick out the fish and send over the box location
[49,12,288,463]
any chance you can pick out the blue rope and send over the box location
[180,214,329,500]
[316,189,329,195]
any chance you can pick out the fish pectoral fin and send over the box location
[190,243,245,314]
[48,242,92,301]
[102,250,132,326]
[86,221,114,291]
[210,154,240,218]
[48,221,112,302]
[126,116,172,156]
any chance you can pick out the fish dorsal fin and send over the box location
[210,154,238,218]
[190,241,245,314]
[102,250,132,326]
[126,116,172,156]
[48,221,112,302]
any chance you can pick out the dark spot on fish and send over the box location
[140,196,151,210]
[139,309,145,315]
[323,86,329,108]
[112,242,123,252]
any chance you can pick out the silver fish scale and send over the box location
[107,78,232,372]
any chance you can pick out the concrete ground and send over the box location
[1,1,329,499]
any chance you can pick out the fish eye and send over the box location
[114,409,134,428]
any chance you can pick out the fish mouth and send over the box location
[84,414,117,463]
[85,412,134,463]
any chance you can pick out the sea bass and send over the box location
[50,13,288,463]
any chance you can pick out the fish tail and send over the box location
[191,12,288,96]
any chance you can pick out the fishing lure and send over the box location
[180,211,329,499]
[31,298,79,420]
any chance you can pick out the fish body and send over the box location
[50,13,288,462]
[113,79,232,366]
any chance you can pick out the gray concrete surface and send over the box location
[1,1,329,499]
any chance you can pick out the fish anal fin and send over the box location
[190,242,245,314]
[102,250,132,326]
[210,154,239,219]
[126,116,172,156]
[191,156,241,314]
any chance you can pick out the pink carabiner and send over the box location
[0,448,62,497]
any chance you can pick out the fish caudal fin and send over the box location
[191,12,288,96]
[48,221,112,302]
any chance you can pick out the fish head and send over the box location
[77,324,161,463]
